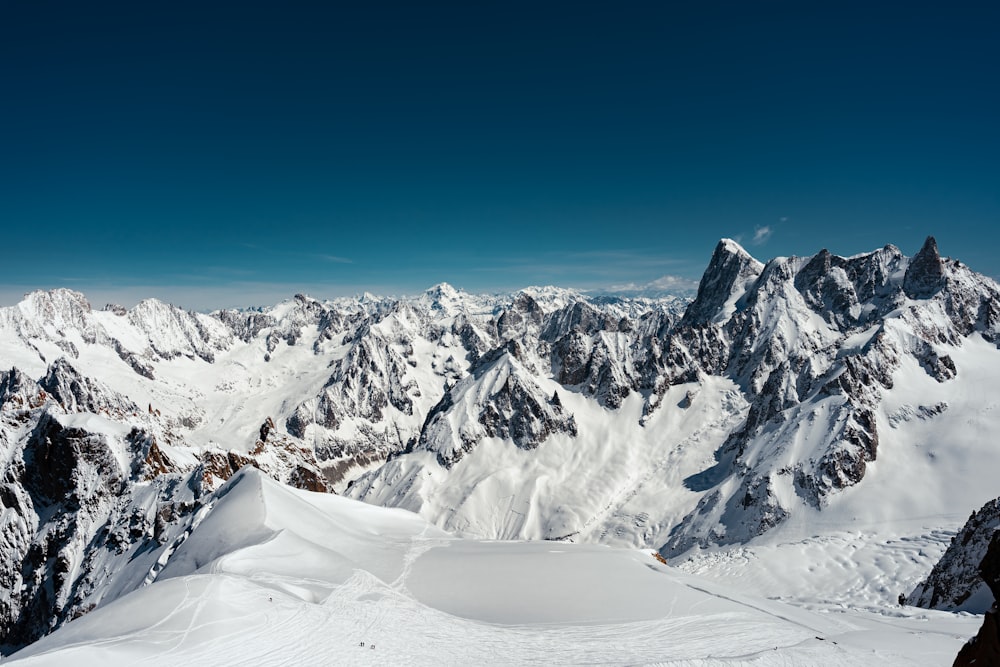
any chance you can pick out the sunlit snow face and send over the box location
[7,470,976,666]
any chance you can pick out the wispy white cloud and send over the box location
[315,254,353,264]
[605,274,699,295]
[647,275,699,291]
[455,249,704,296]
[752,225,773,245]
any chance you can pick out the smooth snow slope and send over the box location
[7,469,976,666]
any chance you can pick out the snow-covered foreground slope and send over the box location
[6,470,976,666]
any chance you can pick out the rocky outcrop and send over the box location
[39,359,140,418]
[497,292,545,340]
[904,236,946,299]
[0,408,203,651]
[550,331,637,409]
[954,531,1000,666]
[909,497,1000,611]
[0,369,46,412]
[680,238,764,327]
[199,417,329,492]
[416,352,577,468]
[660,237,1000,553]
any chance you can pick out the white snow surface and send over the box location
[6,469,976,666]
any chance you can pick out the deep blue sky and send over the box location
[3,1,998,309]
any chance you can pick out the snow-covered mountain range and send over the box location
[2,236,999,660]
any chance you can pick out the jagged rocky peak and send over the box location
[659,236,997,553]
[102,303,128,316]
[425,281,460,300]
[39,358,139,417]
[4,413,129,645]
[258,293,327,328]
[290,293,326,318]
[792,249,857,323]
[849,243,906,302]
[0,367,44,411]
[550,330,638,409]
[908,496,1000,612]
[216,308,277,343]
[0,402,204,651]
[681,238,764,326]
[541,299,612,341]
[416,351,577,468]
[496,292,544,340]
[792,244,907,327]
[903,235,946,299]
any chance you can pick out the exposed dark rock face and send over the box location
[215,309,278,343]
[1,369,335,653]
[954,531,1000,666]
[660,236,1000,553]
[954,605,1000,667]
[110,338,155,379]
[793,244,906,328]
[199,417,329,492]
[550,331,636,409]
[497,292,544,340]
[909,497,1000,610]
[417,352,577,469]
[477,373,577,450]
[904,236,946,299]
[542,301,618,340]
[23,413,127,506]
[0,368,45,411]
[39,359,139,418]
[681,239,764,327]
[0,409,202,651]
[984,532,1000,604]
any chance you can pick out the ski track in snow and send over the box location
[6,500,979,666]
[4,470,971,665]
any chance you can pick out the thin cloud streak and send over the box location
[752,226,773,245]
[606,274,700,294]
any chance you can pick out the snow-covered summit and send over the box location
[681,238,764,326]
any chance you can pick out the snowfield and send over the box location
[6,470,978,666]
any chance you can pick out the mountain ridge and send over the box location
[2,237,999,652]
